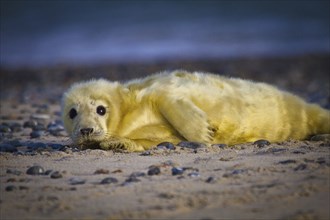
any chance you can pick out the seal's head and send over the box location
[62,79,125,148]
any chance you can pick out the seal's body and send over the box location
[62,71,330,151]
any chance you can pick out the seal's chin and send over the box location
[73,134,105,149]
[79,140,102,149]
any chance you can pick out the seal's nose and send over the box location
[80,128,94,136]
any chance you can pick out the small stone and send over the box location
[50,171,63,179]
[19,186,29,190]
[7,178,17,182]
[26,166,45,175]
[100,177,118,184]
[35,104,50,114]
[253,139,271,148]
[32,124,46,131]
[157,142,175,150]
[148,166,161,176]
[129,172,146,178]
[232,169,245,175]
[31,114,50,120]
[223,169,246,177]
[125,176,141,183]
[178,141,206,149]
[69,177,86,185]
[294,164,308,171]
[111,169,123,173]
[9,123,23,132]
[6,140,22,147]
[47,122,65,135]
[278,159,296,164]
[6,169,22,175]
[30,130,45,138]
[316,157,326,164]
[140,151,152,156]
[27,142,47,150]
[212,144,227,149]
[5,185,17,191]
[0,125,11,133]
[188,172,200,177]
[23,120,38,128]
[206,176,217,183]
[171,167,184,175]
[47,143,65,150]
[161,160,176,167]
[0,143,17,152]
[94,169,110,174]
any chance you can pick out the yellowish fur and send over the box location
[62,70,330,151]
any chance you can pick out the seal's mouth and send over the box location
[72,129,105,147]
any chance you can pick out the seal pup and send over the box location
[62,71,330,151]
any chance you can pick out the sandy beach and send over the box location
[0,54,329,219]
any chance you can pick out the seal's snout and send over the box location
[80,128,94,136]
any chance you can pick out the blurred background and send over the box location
[1,0,329,67]
[0,0,329,107]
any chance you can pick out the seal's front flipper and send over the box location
[158,97,214,143]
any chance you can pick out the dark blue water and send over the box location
[1,1,329,67]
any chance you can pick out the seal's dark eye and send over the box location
[69,108,77,119]
[96,105,106,116]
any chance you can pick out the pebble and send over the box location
[294,164,308,171]
[125,176,141,183]
[5,185,17,191]
[111,169,123,173]
[0,143,17,152]
[171,167,184,175]
[0,125,11,133]
[32,124,46,131]
[188,172,200,177]
[47,143,65,150]
[147,166,161,176]
[94,169,110,174]
[205,176,217,183]
[9,123,23,132]
[6,169,22,175]
[316,157,326,165]
[23,120,38,129]
[140,151,152,156]
[26,165,45,175]
[50,171,63,179]
[129,172,146,178]
[26,142,47,150]
[31,113,50,120]
[278,159,296,164]
[69,177,86,185]
[212,144,227,149]
[253,139,271,148]
[157,142,175,150]
[232,169,245,175]
[100,177,119,184]
[7,178,17,182]
[292,150,306,154]
[19,186,29,190]
[47,122,65,136]
[223,169,246,177]
[161,160,176,167]
[30,130,45,138]
[177,141,206,149]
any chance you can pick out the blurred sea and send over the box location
[1,0,329,68]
